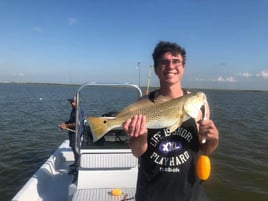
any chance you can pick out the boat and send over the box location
[11,83,143,201]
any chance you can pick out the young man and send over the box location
[123,41,219,201]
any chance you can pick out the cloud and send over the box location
[256,70,268,79]
[239,70,268,79]
[216,76,236,82]
[32,26,44,33]
[67,17,78,25]
[239,72,253,78]
[195,70,268,84]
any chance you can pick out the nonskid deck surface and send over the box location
[72,188,135,201]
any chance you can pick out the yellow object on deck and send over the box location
[111,188,123,196]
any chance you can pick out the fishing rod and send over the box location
[18,110,75,133]
[57,124,75,133]
[145,65,153,95]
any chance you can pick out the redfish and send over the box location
[87,92,206,142]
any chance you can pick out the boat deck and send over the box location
[72,188,135,201]
[72,139,138,201]
[11,139,138,201]
[11,83,141,201]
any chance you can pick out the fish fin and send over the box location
[168,123,179,133]
[87,116,114,142]
[168,116,182,133]
[154,95,172,103]
[117,98,155,116]
[167,114,189,133]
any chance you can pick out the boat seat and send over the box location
[80,152,137,169]
[72,187,136,201]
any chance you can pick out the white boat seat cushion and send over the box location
[80,153,138,169]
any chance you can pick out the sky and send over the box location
[0,0,268,90]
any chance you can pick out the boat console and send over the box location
[70,83,142,201]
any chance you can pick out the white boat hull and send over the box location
[12,139,138,201]
[11,140,74,201]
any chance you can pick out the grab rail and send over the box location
[74,82,143,156]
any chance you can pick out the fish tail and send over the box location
[87,116,112,142]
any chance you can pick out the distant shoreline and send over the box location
[0,81,79,86]
[0,81,267,92]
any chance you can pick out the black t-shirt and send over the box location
[135,91,207,201]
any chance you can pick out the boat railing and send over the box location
[74,82,143,157]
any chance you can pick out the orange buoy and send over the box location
[196,155,211,180]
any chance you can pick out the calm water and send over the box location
[0,83,267,201]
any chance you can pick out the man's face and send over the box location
[156,52,185,85]
[71,101,76,108]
